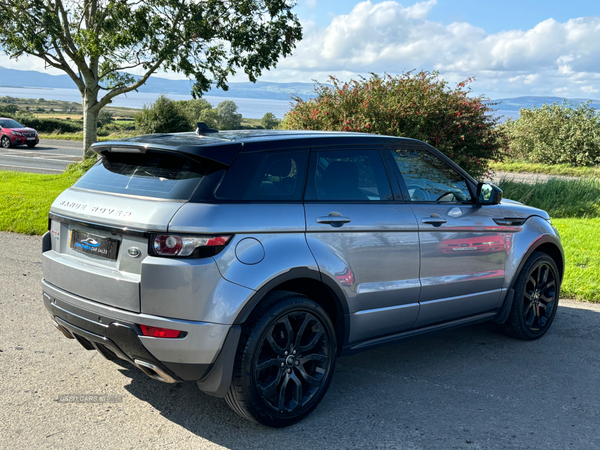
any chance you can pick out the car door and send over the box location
[387,142,505,328]
[304,146,421,344]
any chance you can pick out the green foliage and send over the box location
[490,161,600,178]
[261,112,280,129]
[175,99,213,127]
[216,101,242,130]
[134,95,192,134]
[13,113,82,133]
[198,108,220,130]
[97,110,114,127]
[0,0,303,154]
[501,101,600,166]
[497,178,600,219]
[0,104,19,116]
[281,72,507,178]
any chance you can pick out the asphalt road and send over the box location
[2,231,600,449]
[0,139,82,174]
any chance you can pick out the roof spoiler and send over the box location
[93,142,241,167]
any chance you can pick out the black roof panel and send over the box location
[90,130,419,166]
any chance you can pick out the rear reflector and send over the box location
[139,325,182,338]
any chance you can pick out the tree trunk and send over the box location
[82,89,99,159]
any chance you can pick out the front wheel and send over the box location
[225,291,337,427]
[501,252,560,340]
[1,136,12,148]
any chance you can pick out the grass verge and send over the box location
[0,159,95,235]
[553,218,600,302]
[491,161,600,178]
[499,177,600,301]
[497,178,600,218]
[39,132,137,141]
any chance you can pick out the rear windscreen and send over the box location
[74,152,212,200]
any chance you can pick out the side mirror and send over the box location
[476,182,502,205]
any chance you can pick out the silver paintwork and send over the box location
[41,139,564,391]
[53,188,184,231]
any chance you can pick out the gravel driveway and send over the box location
[2,232,600,449]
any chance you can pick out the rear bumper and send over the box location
[42,279,234,383]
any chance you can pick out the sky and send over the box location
[1,0,599,99]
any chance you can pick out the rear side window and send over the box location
[74,152,212,200]
[305,149,393,201]
[216,150,308,201]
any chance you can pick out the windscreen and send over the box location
[74,151,213,200]
[0,119,24,128]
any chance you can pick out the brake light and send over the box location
[152,234,232,257]
[139,324,182,338]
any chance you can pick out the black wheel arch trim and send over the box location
[496,234,564,321]
[232,267,351,348]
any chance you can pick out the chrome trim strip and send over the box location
[354,302,419,316]
[419,288,504,305]
[49,212,149,238]
[356,278,421,295]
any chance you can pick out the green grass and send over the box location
[39,131,137,141]
[491,161,600,178]
[1,164,599,301]
[499,177,600,301]
[553,218,600,301]
[497,178,600,218]
[0,159,94,235]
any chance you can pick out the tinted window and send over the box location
[0,119,23,128]
[306,149,393,201]
[74,152,210,200]
[392,148,472,202]
[216,150,308,201]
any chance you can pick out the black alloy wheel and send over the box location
[502,251,560,340]
[522,260,557,332]
[225,291,337,427]
[254,310,330,414]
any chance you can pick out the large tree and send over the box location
[0,0,301,157]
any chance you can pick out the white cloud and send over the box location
[305,0,317,10]
[268,1,600,98]
[3,1,600,99]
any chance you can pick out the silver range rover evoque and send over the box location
[42,127,564,427]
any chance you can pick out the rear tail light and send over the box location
[139,324,183,338]
[152,234,232,257]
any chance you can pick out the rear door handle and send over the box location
[316,212,351,227]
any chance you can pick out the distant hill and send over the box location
[1,66,599,108]
[489,96,600,111]
[0,66,319,101]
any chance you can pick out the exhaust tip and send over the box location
[52,320,74,339]
[134,359,178,384]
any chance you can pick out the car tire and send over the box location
[501,251,560,340]
[225,291,337,427]
[1,136,12,148]
[27,142,37,148]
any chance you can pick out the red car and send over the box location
[0,118,39,148]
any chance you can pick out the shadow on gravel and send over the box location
[120,306,600,449]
